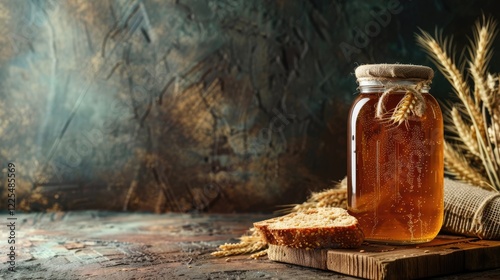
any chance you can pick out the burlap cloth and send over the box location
[355,63,434,81]
[443,178,500,239]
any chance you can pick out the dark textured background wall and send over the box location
[1,0,499,213]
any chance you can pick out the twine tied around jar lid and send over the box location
[355,64,434,126]
[376,81,428,125]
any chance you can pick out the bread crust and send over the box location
[254,208,364,249]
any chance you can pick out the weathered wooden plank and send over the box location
[267,236,500,280]
[267,245,329,270]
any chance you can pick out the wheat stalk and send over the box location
[210,228,268,258]
[450,106,480,156]
[391,91,417,126]
[277,179,347,214]
[469,17,497,109]
[444,141,491,190]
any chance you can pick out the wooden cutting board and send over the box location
[267,235,500,280]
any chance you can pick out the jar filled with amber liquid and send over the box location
[347,64,444,244]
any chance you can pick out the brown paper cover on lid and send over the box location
[355,64,434,81]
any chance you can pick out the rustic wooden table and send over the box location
[1,211,499,280]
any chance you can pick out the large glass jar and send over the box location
[347,64,444,244]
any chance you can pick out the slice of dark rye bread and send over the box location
[254,208,364,249]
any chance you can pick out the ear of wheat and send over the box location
[416,16,500,192]
[210,227,268,259]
